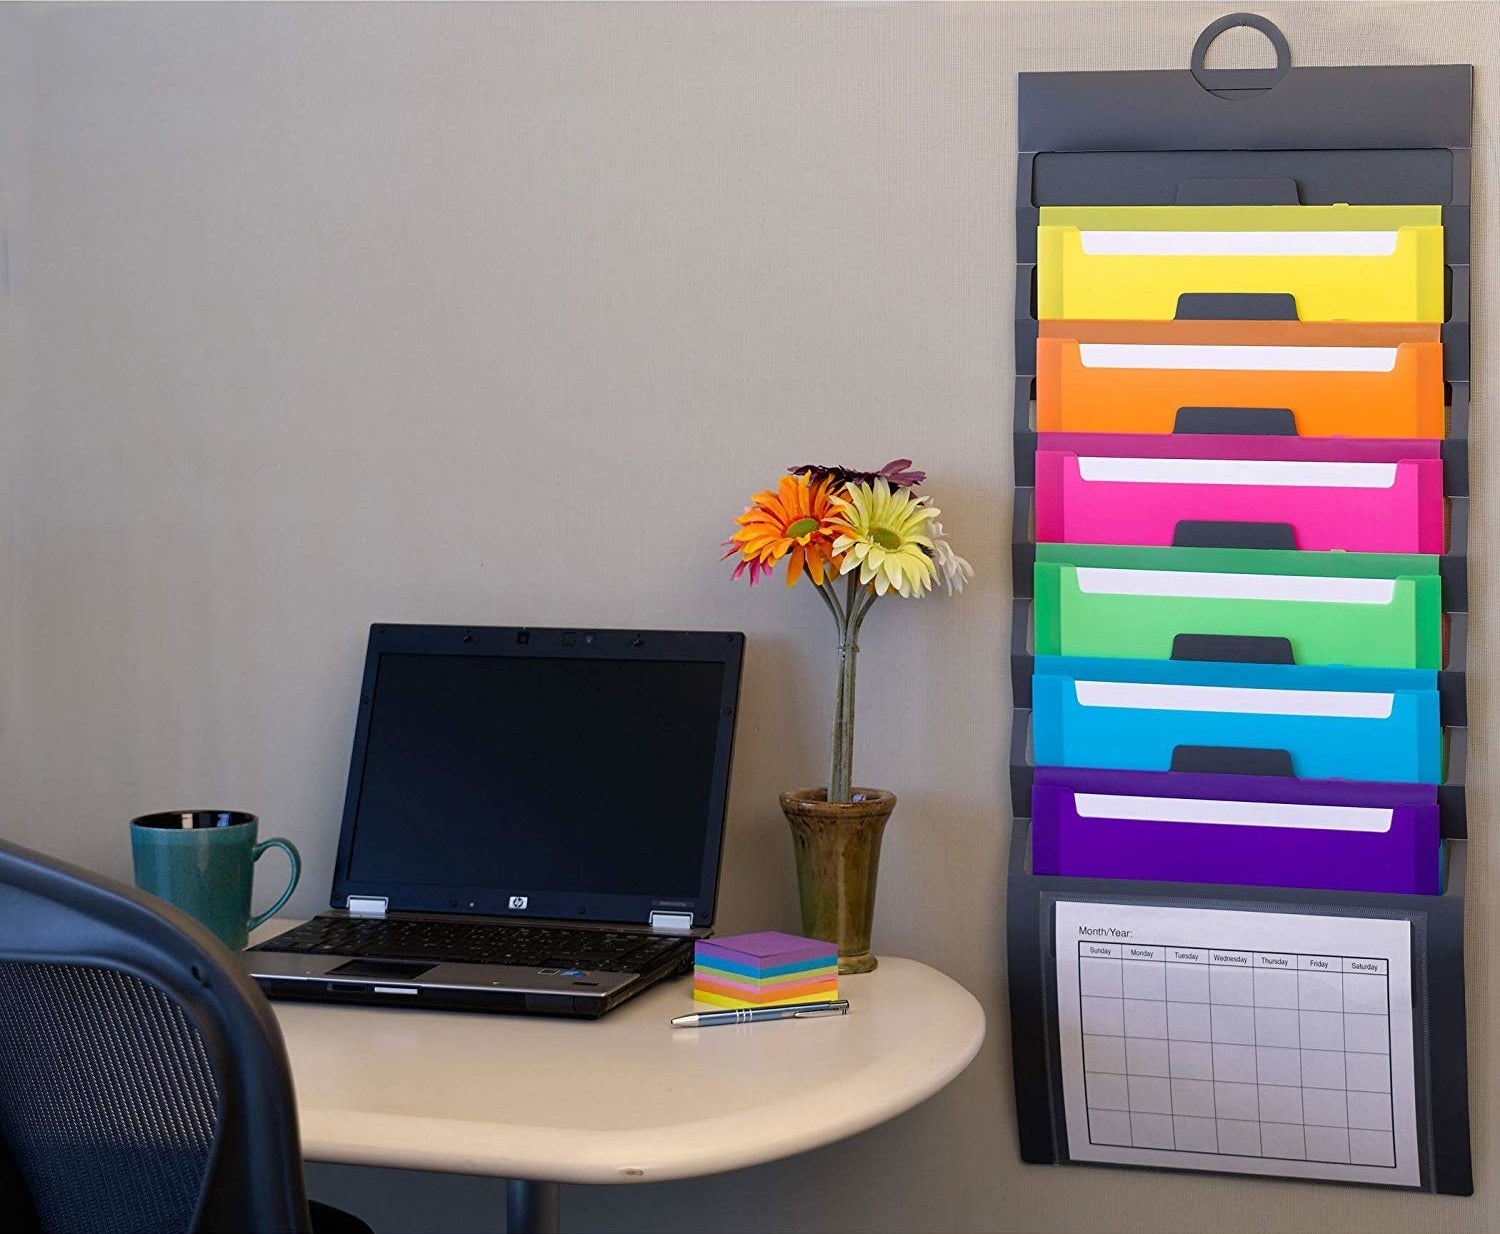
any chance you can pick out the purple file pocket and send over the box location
[1031,766,1440,895]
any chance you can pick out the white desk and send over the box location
[256,922,985,1233]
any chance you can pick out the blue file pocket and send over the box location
[1032,655,1442,784]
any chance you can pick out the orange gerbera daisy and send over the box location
[724,473,842,587]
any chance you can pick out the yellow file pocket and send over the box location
[1036,205,1444,323]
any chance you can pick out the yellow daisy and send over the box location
[827,478,940,598]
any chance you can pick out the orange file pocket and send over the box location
[1036,320,1444,438]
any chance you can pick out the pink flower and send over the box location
[787,459,927,490]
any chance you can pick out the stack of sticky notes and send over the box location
[693,932,838,1009]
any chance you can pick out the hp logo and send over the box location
[508,896,529,910]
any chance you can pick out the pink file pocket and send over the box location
[1034,448,1444,554]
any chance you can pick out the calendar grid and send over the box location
[1077,940,1397,1169]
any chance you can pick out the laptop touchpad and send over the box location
[328,958,436,979]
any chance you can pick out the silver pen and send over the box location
[671,999,850,1028]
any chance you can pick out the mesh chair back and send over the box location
[0,963,218,1233]
[0,838,313,1234]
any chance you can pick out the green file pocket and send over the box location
[1033,544,1443,671]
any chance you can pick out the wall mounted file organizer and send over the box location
[1031,656,1441,784]
[1030,766,1439,895]
[1035,321,1445,439]
[1008,12,1472,1192]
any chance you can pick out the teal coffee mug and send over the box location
[130,810,301,950]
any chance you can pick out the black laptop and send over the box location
[243,623,743,1018]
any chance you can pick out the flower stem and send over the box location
[829,650,846,801]
[829,573,861,802]
[840,577,880,799]
[837,630,857,800]
[819,579,848,800]
[813,577,844,627]
[818,575,881,804]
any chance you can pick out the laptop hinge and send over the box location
[649,910,694,935]
[347,895,388,917]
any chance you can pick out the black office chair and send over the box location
[0,837,372,1234]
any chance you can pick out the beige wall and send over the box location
[3,2,1497,1230]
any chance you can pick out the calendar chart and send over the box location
[1055,901,1419,1186]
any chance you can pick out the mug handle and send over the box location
[248,837,302,933]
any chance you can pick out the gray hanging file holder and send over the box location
[1007,13,1473,1195]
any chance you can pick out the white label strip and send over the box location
[1072,680,1396,720]
[1077,230,1400,257]
[1076,343,1399,373]
[1073,567,1397,605]
[1075,457,1399,490]
[1073,793,1394,833]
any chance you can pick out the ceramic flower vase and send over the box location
[780,787,896,974]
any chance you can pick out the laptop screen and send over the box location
[332,626,743,925]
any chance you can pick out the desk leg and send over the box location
[506,1179,560,1234]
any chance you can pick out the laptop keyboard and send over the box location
[254,916,691,973]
